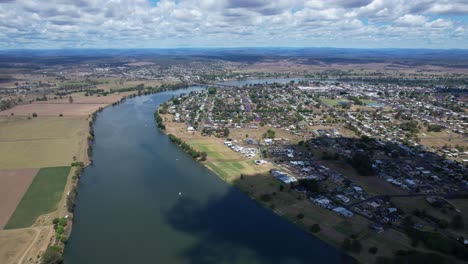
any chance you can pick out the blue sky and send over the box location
[0,0,466,49]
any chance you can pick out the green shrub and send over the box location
[56,226,64,235]
[58,218,67,227]
[310,224,321,233]
[369,246,378,254]
[41,246,62,264]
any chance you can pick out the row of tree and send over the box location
[167,134,207,160]
[154,111,165,130]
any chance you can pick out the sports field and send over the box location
[321,98,349,106]
[0,116,87,169]
[4,167,70,229]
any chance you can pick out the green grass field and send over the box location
[4,166,70,229]
[322,98,349,106]
[187,138,269,182]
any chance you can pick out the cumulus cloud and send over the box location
[394,14,427,27]
[0,0,466,48]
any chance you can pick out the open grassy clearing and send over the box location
[0,228,36,264]
[0,168,38,230]
[321,98,349,106]
[188,138,272,182]
[5,167,70,229]
[0,116,87,169]
[164,118,275,181]
[419,131,466,148]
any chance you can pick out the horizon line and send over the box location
[0,46,468,52]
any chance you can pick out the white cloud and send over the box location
[394,14,427,27]
[0,0,465,48]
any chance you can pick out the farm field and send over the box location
[5,167,71,230]
[0,228,36,264]
[95,79,178,91]
[34,91,134,104]
[0,116,87,169]
[0,102,107,117]
[0,168,38,230]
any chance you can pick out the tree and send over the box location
[57,226,64,235]
[69,96,73,104]
[32,112,38,118]
[41,246,63,264]
[223,127,230,137]
[310,224,321,233]
[200,151,208,161]
[451,215,464,230]
[171,98,180,105]
[208,87,217,94]
[66,186,77,212]
[350,153,374,176]
[263,129,276,139]
[58,218,67,227]
[351,239,362,253]
[369,246,378,255]
[298,179,320,193]
[342,238,352,251]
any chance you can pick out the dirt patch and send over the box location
[0,169,38,230]
[0,103,108,117]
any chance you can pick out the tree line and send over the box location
[167,133,207,161]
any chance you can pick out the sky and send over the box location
[0,0,467,49]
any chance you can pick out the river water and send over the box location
[64,86,353,264]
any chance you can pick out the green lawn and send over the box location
[361,99,380,106]
[206,163,229,179]
[333,220,355,236]
[322,98,349,106]
[4,166,70,229]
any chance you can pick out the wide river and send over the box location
[64,86,353,264]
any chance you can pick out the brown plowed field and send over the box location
[0,169,38,230]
